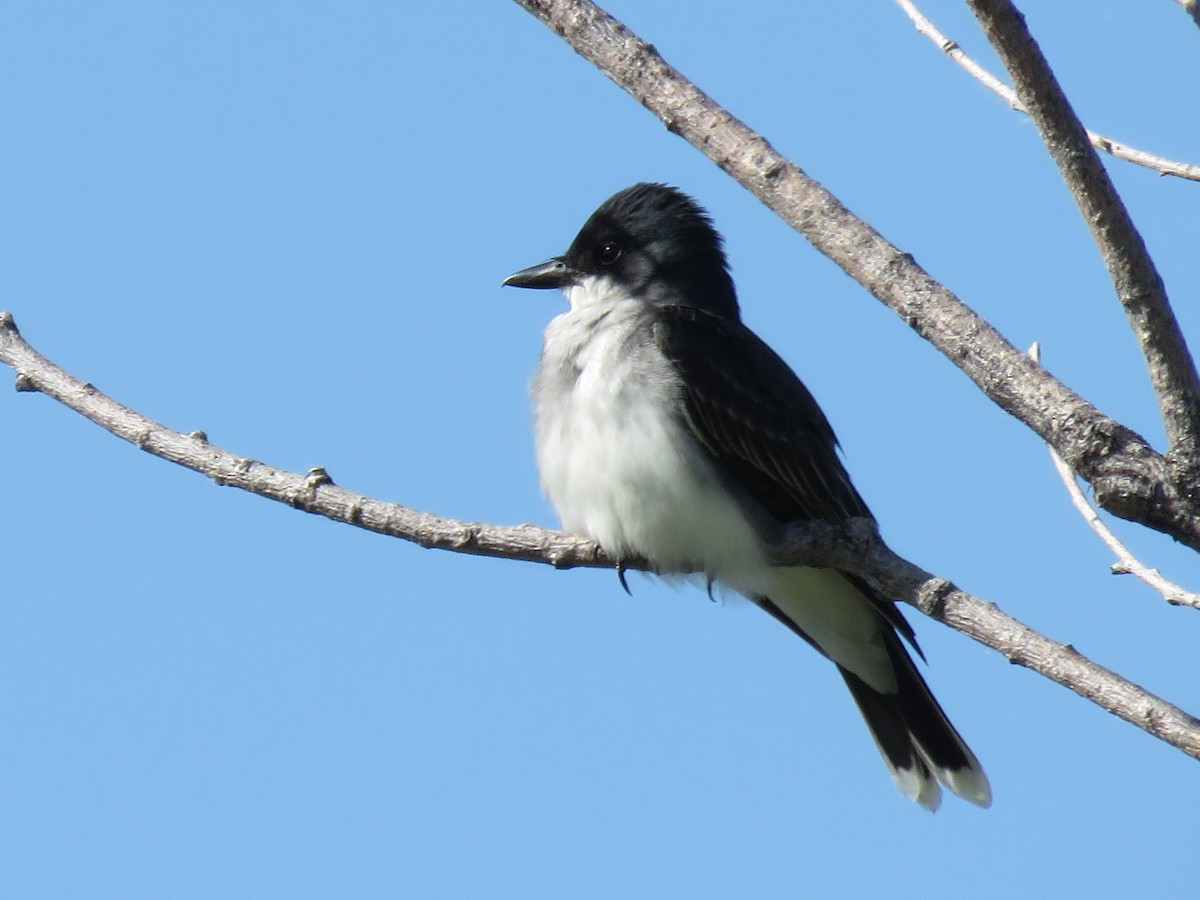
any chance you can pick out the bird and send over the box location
[502,182,990,811]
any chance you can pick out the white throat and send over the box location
[562,274,629,313]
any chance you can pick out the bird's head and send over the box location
[503,183,740,320]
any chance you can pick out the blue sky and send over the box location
[4,1,1199,897]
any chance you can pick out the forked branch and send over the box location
[966,0,1200,460]
[1028,344,1200,609]
[895,0,1200,181]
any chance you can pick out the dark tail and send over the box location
[839,631,991,811]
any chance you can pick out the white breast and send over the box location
[533,295,766,577]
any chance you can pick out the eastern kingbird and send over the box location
[503,183,990,810]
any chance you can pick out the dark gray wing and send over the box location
[654,304,920,652]
[655,304,872,527]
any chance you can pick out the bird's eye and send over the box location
[597,241,622,266]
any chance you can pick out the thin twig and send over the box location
[3,312,1200,759]
[509,0,1200,552]
[1050,446,1200,609]
[894,0,1200,181]
[966,0,1200,463]
[1030,343,1200,609]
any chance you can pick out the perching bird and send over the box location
[503,183,990,810]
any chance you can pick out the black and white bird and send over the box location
[503,183,990,811]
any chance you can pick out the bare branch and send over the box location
[510,0,1200,551]
[895,0,1200,181]
[1049,443,1200,610]
[1030,342,1200,610]
[2,311,1198,760]
[0,316,607,569]
[966,0,1200,461]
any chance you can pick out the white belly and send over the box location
[537,376,766,574]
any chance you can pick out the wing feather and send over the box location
[654,304,919,652]
[655,304,871,526]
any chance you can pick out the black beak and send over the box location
[502,257,578,290]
